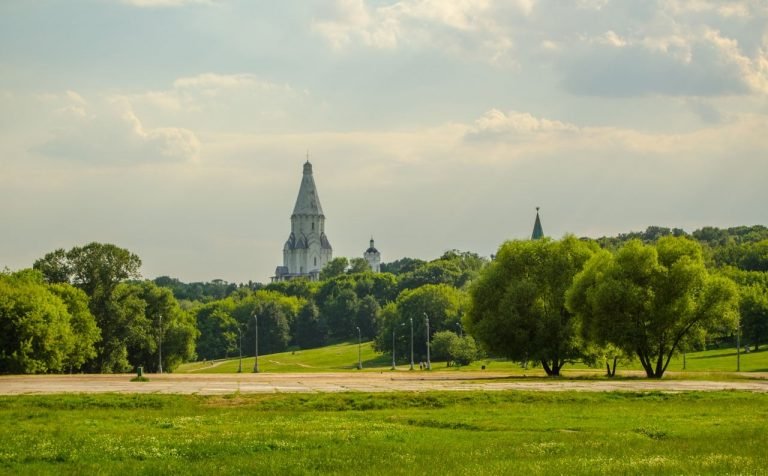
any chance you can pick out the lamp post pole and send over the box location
[356,326,362,370]
[737,324,741,372]
[158,313,163,374]
[237,325,243,373]
[253,314,260,373]
[409,317,414,370]
[391,328,396,370]
[424,313,431,370]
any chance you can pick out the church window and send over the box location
[314,257,317,266]
[312,222,315,230]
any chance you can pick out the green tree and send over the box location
[33,243,143,371]
[322,288,359,340]
[320,257,349,280]
[294,302,327,349]
[0,270,89,374]
[451,335,479,366]
[380,257,426,275]
[131,281,198,372]
[195,300,237,360]
[356,295,380,340]
[48,283,100,371]
[398,260,462,291]
[567,237,739,378]
[439,250,489,288]
[467,236,597,376]
[376,284,466,359]
[740,284,768,351]
[430,330,460,365]
[251,300,291,355]
[348,258,370,274]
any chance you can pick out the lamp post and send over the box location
[424,313,431,370]
[236,325,243,373]
[391,328,396,370]
[158,313,163,374]
[737,324,741,372]
[253,313,260,373]
[409,317,414,370]
[356,326,362,370]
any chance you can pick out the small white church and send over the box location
[273,161,380,282]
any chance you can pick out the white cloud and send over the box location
[465,109,577,142]
[119,0,217,7]
[312,0,518,64]
[36,93,200,164]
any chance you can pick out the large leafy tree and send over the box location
[195,300,237,360]
[127,281,198,373]
[33,243,142,371]
[0,270,98,374]
[294,302,327,349]
[467,236,597,376]
[375,284,466,361]
[48,282,100,370]
[320,257,349,280]
[567,237,739,378]
[739,284,768,351]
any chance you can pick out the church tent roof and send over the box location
[292,161,325,216]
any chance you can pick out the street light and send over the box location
[253,313,260,373]
[236,325,243,373]
[424,313,431,370]
[158,313,163,374]
[737,323,741,372]
[409,317,414,370]
[356,326,362,370]
[391,327,396,370]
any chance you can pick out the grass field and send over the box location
[178,342,768,375]
[0,391,766,475]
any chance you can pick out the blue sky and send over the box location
[1,0,767,282]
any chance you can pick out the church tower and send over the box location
[364,237,381,273]
[273,161,332,281]
[531,207,544,240]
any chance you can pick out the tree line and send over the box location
[1,225,767,376]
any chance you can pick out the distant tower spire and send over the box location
[531,207,544,240]
[364,236,381,273]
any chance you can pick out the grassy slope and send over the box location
[0,392,766,475]
[177,342,768,374]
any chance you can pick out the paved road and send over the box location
[1,372,767,395]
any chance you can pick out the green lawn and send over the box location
[179,341,392,373]
[0,392,766,475]
[178,342,768,375]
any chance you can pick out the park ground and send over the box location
[0,391,766,474]
[1,344,767,474]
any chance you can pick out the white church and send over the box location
[273,161,380,282]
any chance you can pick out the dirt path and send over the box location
[1,372,767,395]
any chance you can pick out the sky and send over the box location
[1,0,767,283]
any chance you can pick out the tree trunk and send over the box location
[541,360,557,376]
[637,351,655,378]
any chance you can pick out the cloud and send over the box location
[560,28,767,96]
[312,0,519,64]
[124,73,314,132]
[465,109,577,142]
[35,94,200,164]
[119,0,217,7]
[312,0,768,97]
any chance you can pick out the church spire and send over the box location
[293,160,324,216]
[531,207,544,240]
